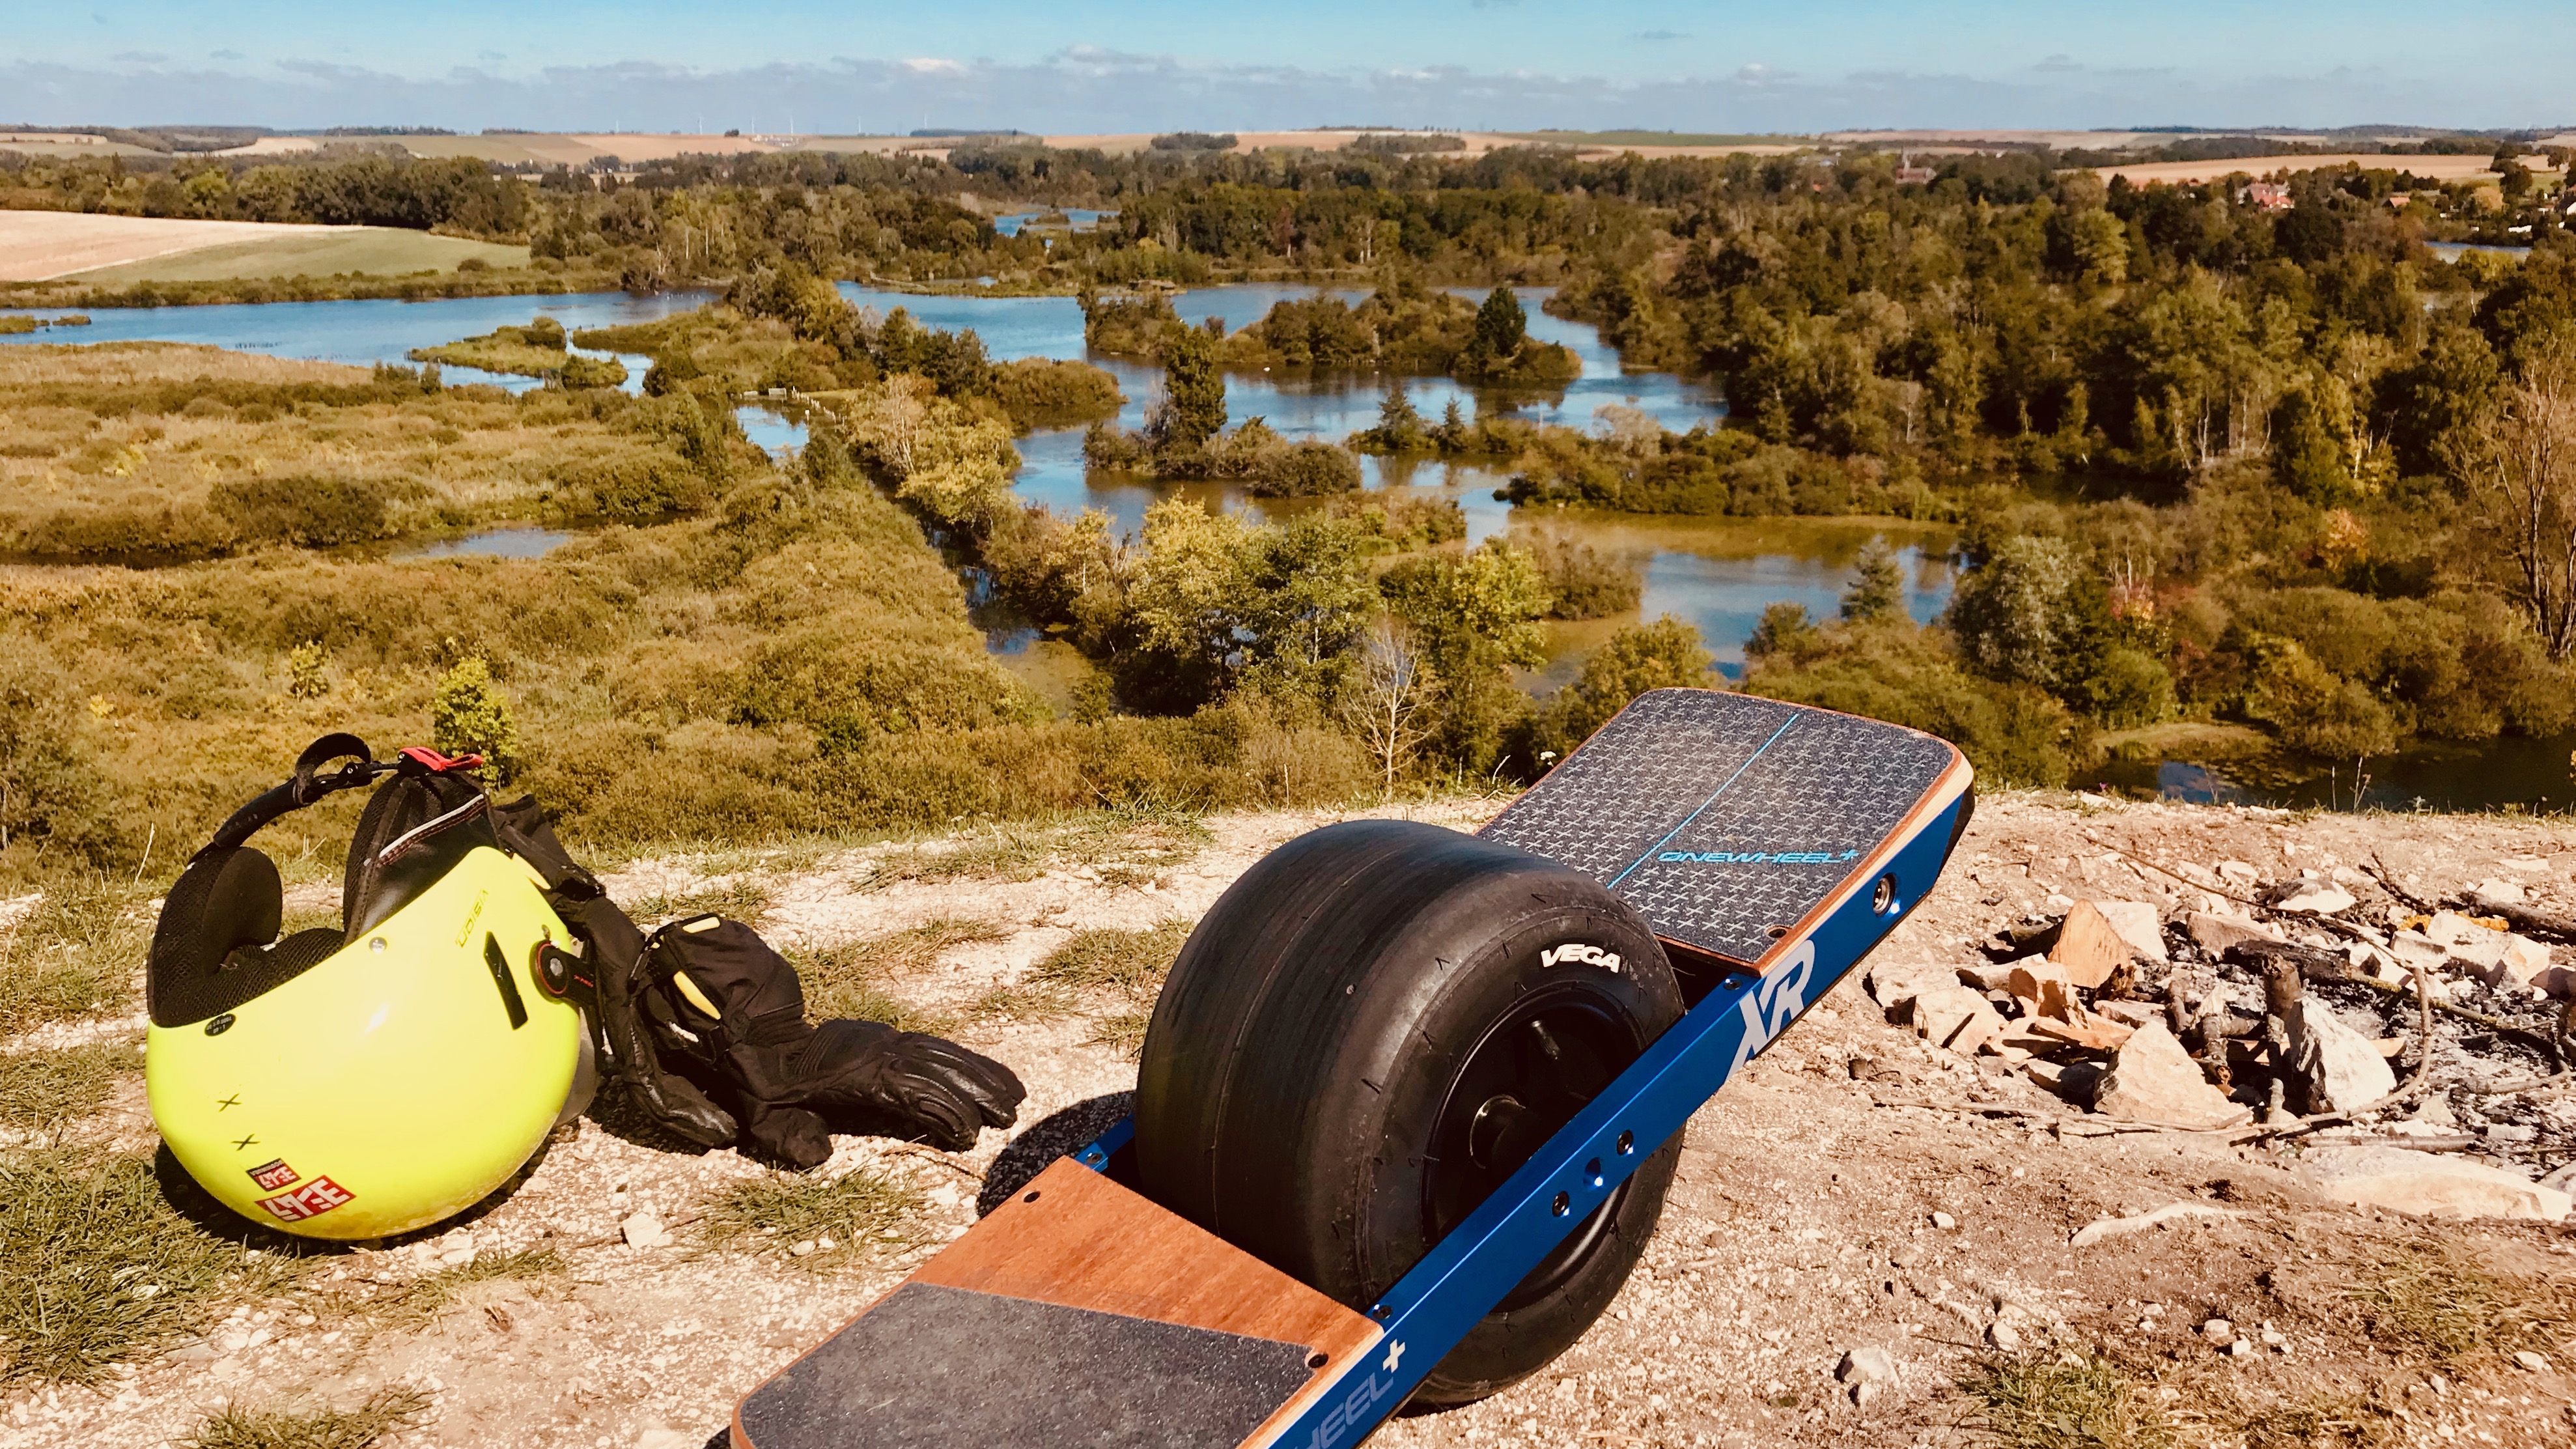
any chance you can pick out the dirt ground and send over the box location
[9,790,2575,1448]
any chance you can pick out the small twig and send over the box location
[2366,854,2435,914]
[875,1142,987,1181]
[2463,1070,2575,1097]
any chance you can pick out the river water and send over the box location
[12,284,2566,812]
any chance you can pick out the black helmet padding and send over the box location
[148,845,343,1028]
[343,772,498,938]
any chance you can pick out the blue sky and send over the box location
[8,1,2572,133]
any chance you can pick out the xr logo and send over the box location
[1381,1341,1407,1373]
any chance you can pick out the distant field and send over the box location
[63,229,528,283]
[2091,152,2523,186]
[0,210,524,283]
[1500,130,1797,149]
[0,132,160,159]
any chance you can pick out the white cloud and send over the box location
[0,51,2557,135]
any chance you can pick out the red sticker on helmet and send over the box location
[247,1159,299,1192]
[257,1176,354,1222]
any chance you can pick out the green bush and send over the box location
[548,453,708,520]
[431,656,519,774]
[208,475,392,547]
[1247,440,1362,497]
[0,649,123,866]
[1516,530,1644,620]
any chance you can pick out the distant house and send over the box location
[1893,154,1936,186]
[2240,182,2292,212]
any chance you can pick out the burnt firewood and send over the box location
[2224,938,2356,984]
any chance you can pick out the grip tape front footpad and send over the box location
[1480,690,1954,964]
[738,1282,1315,1449]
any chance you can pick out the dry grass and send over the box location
[374,1248,566,1332]
[0,214,344,284]
[970,918,1192,1034]
[624,877,776,927]
[2353,1245,2574,1366]
[0,875,150,1037]
[698,1166,923,1272]
[182,1385,432,1449]
[870,808,1211,890]
[0,343,707,559]
[0,341,364,387]
[0,1151,296,1384]
[1965,1351,2175,1449]
[0,1037,142,1135]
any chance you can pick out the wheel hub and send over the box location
[1424,982,1645,1312]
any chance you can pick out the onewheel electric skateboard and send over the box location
[733,690,1973,1448]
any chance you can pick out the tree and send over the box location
[1368,384,1425,451]
[2069,207,2130,285]
[1943,535,2116,707]
[1472,286,1528,359]
[1341,621,1439,793]
[1840,539,1906,621]
[1745,601,1816,660]
[1382,539,1552,772]
[1153,324,1227,451]
[2270,385,2357,505]
[2449,325,2576,658]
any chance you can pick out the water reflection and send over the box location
[991,209,1113,236]
[735,404,809,457]
[2099,732,2576,815]
[393,526,576,561]
[0,290,714,376]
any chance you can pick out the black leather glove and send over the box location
[789,1020,1028,1153]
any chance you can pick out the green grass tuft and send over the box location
[1965,1351,2174,1449]
[2353,1245,2573,1366]
[2233,1392,2390,1449]
[0,1038,143,1134]
[699,1166,922,1272]
[1084,1009,1153,1059]
[970,918,1191,1035]
[183,1384,433,1449]
[789,916,1007,1032]
[1029,920,1192,994]
[0,1151,290,1384]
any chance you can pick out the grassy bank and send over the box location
[0,343,727,562]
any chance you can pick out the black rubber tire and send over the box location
[1135,819,1683,1406]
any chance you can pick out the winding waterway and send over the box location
[11,284,2569,811]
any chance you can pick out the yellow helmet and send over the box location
[146,737,594,1240]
